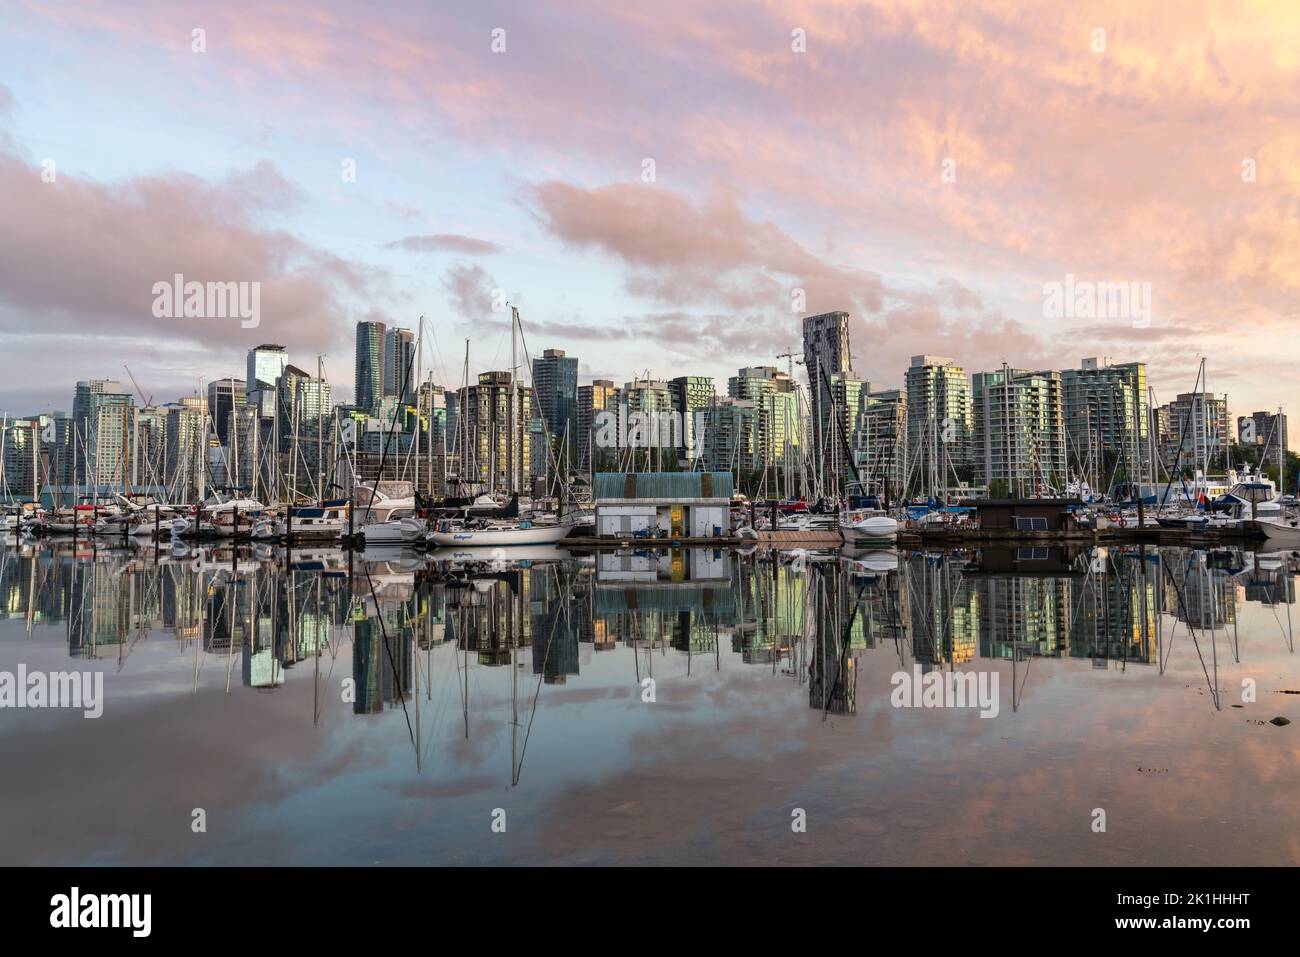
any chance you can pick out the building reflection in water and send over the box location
[1,540,1295,726]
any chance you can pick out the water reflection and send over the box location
[3,538,1299,865]
[3,540,1296,725]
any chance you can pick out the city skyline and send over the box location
[2,2,1299,417]
[3,316,1286,506]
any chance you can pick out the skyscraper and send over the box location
[856,388,907,497]
[972,368,1066,495]
[355,321,386,415]
[700,398,759,474]
[669,375,715,457]
[207,377,247,447]
[801,311,853,483]
[246,344,288,393]
[1061,357,1151,491]
[577,379,617,472]
[532,348,579,462]
[457,371,534,493]
[71,379,134,488]
[727,367,799,473]
[1158,391,1230,475]
[384,327,416,400]
[164,396,207,497]
[904,355,973,494]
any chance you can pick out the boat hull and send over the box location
[427,524,570,547]
[841,516,899,540]
[1250,519,1300,548]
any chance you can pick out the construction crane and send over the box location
[776,350,804,381]
[122,364,153,408]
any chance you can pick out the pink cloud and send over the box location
[0,150,383,357]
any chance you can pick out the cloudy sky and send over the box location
[1,0,1298,415]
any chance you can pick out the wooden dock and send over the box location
[562,525,1265,551]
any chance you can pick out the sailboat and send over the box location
[425,515,572,547]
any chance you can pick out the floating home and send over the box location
[593,472,733,539]
[962,498,1085,532]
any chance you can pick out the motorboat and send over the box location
[355,481,422,545]
[840,508,899,541]
[277,498,350,541]
[842,549,899,573]
[1250,516,1300,548]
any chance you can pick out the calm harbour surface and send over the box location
[1,538,1297,866]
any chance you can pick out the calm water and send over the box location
[1,538,1298,866]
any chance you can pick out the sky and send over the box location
[1,0,1298,416]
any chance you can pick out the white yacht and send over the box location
[840,508,900,541]
[355,482,423,545]
[276,498,350,541]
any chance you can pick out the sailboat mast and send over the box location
[509,306,518,497]
[317,354,324,503]
[414,316,423,497]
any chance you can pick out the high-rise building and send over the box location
[1061,358,1151,490]
[384,327,416,400]
[206,378,246,447]
[904,356,973,494]
[246,344,288,393]
[617,378,677,454]
[355,321,386,415]
[669,375,715,457]
[972,368,1066,495]
[828,374,872,485]
[801,311,853,478]
[71,379,134,488]
[274,366,333,490]
[577,379,618,472]
[532,348,579,462]
[854,388,907,497]
[457,371,534,493]
[1238,410,1288,469]
[728,367,799,473]
[164,396,208,496]
[133,406,167,488]
[1158,392,1230,475]
[700,398,759,475]
[416,382,451,451]
[0,415,45,498]
[277,365,332,436]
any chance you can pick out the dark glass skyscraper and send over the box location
[384,327,415,399]
[355,321,386,415]
[531,348,578,463]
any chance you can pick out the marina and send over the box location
[3,0,1300,901]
